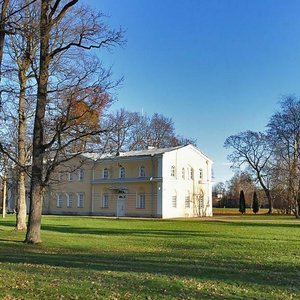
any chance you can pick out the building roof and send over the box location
[117,145,185,158]
[81,144,212,162]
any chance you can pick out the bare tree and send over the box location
[101,108,140,153]
[226,172,255,207]
[101,109,196,153]
[148,113,175,148]
[25,0,124,244]
[4,0,39,230]
[224,131,273,213]
[0,0,9,78]
[267,96,300,218]
[0,0,37,78]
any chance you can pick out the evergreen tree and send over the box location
[239,190,246,214]
[252,191,259,214]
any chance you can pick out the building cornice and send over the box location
[91,177,162,184]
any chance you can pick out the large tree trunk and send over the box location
[25,0,49,244]
[25,177,43,243]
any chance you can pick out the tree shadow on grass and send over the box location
[213,219,300,228]
[0,220,299,298]
[0,238,23,243]
[0,242,299,292]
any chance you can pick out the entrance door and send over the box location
[117,195,126,217]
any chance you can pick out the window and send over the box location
[187,168,189,180]
[172,195,177,208]
[190,168,194,180]
[66,193,73,208]
[102,194,109,208]
[77,193,84,208]
[68,172,73,181]
[78,168,84,181]
[103,168,109,179]
[199,195,204,208]
[137,194,145,209]
[171,165,176,177]
[56,193,63,208]
[199,169,203,180]
[139,166,145,177]
[185,196,190,208]
[182,168,185,180]
[119,167,125,178]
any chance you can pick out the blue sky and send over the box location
[86,0,300,183]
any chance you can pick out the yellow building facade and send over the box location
[44,145,213,218]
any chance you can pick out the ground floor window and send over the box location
[199,195,204,208]
[185,196,190,208]
[67,193,73,208]
[56,193,63,208]
[137,194,145,209]
[102,194,109,208]
[172,195,177,208]
[77,193,84,208]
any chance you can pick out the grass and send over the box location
[0,214,299,299]
[213,207,270,215]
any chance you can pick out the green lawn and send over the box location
[0,215,299,300]
[213,207,270,215]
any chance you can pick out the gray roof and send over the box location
[80,145,212,162]
[81,145,186,161]
[118,145,185,158]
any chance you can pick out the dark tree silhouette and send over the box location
[252,191,259,214]
[239,190,246,214]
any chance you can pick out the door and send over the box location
[117,195,126,217]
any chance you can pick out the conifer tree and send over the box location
[239,190,246,214]
[252,191,259,214]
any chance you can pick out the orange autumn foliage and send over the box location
[67,87,110,130]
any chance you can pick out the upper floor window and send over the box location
[137,194,145,209]
[119,167,125,178]
[182,168,185,180]
[187,168,190,180]
[171,165,176,177]
[102,194,109,208]
[58,172,63,181]
[103,168,109,179]
[199,168,203,180]
[66,193,73,208]
[77,193,84,208]
[78,168,84,181]
[68,172,73,181]
[56,193,63,208]
[190,168,194,180]
[139,166,145,177]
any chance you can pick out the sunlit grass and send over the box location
[0,215,299,299]
[213,207,270,215]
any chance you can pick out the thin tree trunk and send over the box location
[265,188,273,214]
[25,0,49,244]
[0,0,9,78]
[16,74,28,230]
[257,174,273,214]
[2,175,6,218]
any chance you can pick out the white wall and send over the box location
[161,145,213,218]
